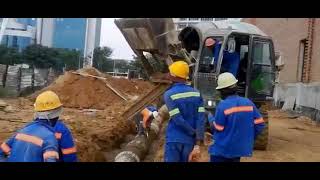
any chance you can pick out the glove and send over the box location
[188,145,201,162]
[143,111,158,129]
[152,111,159,119]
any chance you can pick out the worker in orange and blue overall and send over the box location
[164,58,205,162]
[0,91,62,162]
[53,120,78,162]
[205,37,240,77]
[134,105,159,136]
[208,72,265,162]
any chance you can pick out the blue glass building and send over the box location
[52,18,87,51]
[1,18,36,50]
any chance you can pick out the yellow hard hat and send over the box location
[34,91,63,112]
[216,72,238,90]
[169,61,189,79]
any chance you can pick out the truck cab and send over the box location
[115,18,282,150]
[178,21,277,112]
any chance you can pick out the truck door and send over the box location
[247,36,276,101]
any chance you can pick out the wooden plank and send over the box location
[71,72,128,101]
[121,83,169,121]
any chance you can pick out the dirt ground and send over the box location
[1,97,320,161]
[0,67,155,162]
[151,110,320,162]
[0,98,140,161]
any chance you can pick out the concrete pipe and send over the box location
[114,105,169,162]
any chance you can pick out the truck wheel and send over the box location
[253,106,269,150]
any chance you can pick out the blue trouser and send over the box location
[210,155,241,162]
[164,142,194,162]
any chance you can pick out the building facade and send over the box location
[1,18,101,64]
[0,18,36,50]
[242,18,320,121]
[172,18,241,30]
[242,18,320,83]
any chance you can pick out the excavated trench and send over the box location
[0,67,171,162]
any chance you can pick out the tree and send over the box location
[93,46,113,72]
[56,48,82,71]
[22,44,58,69]
[130,56,148,79]
[0,45,22,65]
[22,44,82,72]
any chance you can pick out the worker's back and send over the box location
[4,120,58,162]
[209,95,261,158]
[164,82,203,145]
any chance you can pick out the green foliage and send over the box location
[92,46,113,71]
[92,46,135,73]
[0,44,142,75]
[130,56,148,79]
[56,48,82,71]
[0,44,83,72]
[0,45,22,65]
[22,44,62,71]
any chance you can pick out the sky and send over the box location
[99,18,135,60]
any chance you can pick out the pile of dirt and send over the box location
[26,67,155,161]
[30,67,154,110]
[60,102,137,162]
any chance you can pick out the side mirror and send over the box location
[275,51,284,71]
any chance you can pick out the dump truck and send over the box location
[115,18,283,152]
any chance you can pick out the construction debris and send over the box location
[3,105,14,113]
[0,99,7,108]
[0,99,15,113]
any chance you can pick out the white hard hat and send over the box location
[216,72,238,90]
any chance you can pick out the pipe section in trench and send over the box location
[114,105,169,162]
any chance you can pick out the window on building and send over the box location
[189,18,199,21]
[201,18,213,21]
[12,36,18,48]
[179,18,187,21]
[215,18,228,21]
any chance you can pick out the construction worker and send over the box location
[208,73,265,162]
[164,59,205,162]
[205,37,240,77]
[134,105,159,136]
[53,120,78,162]
[0,91,61,162]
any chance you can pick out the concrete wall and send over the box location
[274,83,320,121]
[0,64,59,97]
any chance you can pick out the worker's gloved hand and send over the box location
[188,145,201,162]
[143,111,158,129]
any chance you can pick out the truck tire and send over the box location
[253,104,269,150]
